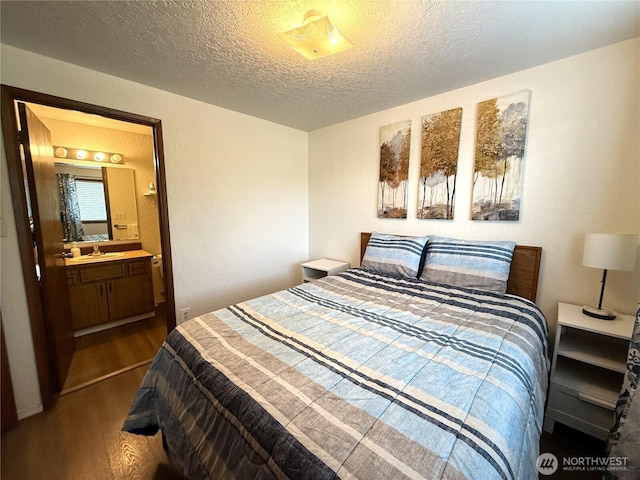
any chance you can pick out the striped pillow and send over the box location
[420,236,516,293]
[361,232,429,278]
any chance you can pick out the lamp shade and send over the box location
[582,233,638,271]
[278,10,352,60]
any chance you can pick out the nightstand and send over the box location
[301,259,349,283]
[544,302,634,440]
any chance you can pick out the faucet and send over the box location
[92,244,101,256]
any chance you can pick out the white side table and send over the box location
[543,302,634,440]
[301,259,349,283]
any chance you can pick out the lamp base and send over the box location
[582,305,617,321]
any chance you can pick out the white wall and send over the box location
[0,45,309,417]
[308,39,640,336]
[2,39,638,419]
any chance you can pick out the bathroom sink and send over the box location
[68,252,126,262]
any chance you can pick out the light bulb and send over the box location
[94,152,106,162]
[328,27,339,44]
[76,150,87,159]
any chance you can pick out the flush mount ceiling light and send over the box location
[278,10,352,60]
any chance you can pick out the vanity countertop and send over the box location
[64,249,153,267]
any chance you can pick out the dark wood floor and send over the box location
[3,307,610,480]
[3,356,610,480]
[1,365,182,480]
[539,422,607,479]
[63,310,167,392]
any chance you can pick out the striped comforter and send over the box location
[123,269,549,480]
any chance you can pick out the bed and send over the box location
[123,233,549,479]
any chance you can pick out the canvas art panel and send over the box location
[378,120,411,218]
[418,107,462,220]
[471,90,531,221]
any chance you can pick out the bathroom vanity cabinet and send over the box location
[66,251,154,331]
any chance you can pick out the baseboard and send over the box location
[17,404,44,420]
[60,359,153,396]
[74,312,155,337]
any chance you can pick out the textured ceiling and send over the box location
[1,1,639,131]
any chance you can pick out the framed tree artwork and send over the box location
[378,120,411,218]
[418,107,462,219]
[471,90,531,221]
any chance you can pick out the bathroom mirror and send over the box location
[55,162,139,243]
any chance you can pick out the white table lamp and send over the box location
[582,233,638,320]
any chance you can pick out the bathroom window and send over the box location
[75,179,107,222]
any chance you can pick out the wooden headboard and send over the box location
[360,232,542,303]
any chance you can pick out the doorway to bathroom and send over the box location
[1,85,176,410]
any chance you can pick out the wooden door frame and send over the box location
[1,85,176,409]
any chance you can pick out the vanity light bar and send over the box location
[54,146,124,164]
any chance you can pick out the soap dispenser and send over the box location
[71,242,81,258]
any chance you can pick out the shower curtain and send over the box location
[57,173,84,242]
[606,305,640,479]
